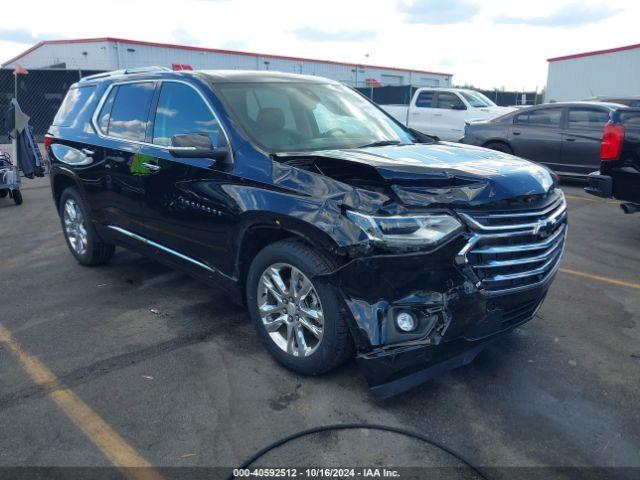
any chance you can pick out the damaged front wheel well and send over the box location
[236,224,343,299]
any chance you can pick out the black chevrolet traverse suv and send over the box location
[46,67,567,397]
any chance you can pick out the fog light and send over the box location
[396,311,417,332]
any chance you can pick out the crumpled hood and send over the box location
[287,142,555,208]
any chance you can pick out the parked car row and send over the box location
[378,87,639,193]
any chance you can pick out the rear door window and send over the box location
[515,108,563,127]
[152,82,224,147]
[102,82,155,141]
[415,91,434,108]
[53,86,97,127]
[567,108,609,130]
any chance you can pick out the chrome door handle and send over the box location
[433,113,443,117]
[512,131,521,135]
[565,137,576,142]
[142,162,161,172]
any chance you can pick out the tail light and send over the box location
[44,134,54,150]
[600,122,624,161]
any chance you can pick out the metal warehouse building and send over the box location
[1,37,452,88]
[546,43,640,102]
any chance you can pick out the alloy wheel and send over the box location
[63,198,88,256]
[257,263,324,357]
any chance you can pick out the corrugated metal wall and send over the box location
[5,40,451,88]
[546,48,640,102]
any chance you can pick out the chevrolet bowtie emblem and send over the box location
[533,217,556,236]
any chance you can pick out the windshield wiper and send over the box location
[358,140,403,148]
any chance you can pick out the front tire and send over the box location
[59,187,115,266]
[246,239,354,375]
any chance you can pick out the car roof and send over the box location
[417,87,468,92]
[516,101,626,111]
[78,68,339,86]
[198,70,338,84]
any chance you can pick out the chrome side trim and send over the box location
[106,225,233,279]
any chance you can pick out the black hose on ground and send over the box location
[230,423,490,480]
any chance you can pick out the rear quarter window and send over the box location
[52,86,97,127]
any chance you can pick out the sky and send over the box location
[1,0,638,91]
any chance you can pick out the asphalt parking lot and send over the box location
[1,177,639,479]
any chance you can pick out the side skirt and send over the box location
[103,224,244,305]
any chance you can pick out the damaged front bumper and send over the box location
[320,234,555,399]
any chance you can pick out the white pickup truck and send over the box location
[382,88,515,142]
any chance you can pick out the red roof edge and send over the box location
[2,36,453,77]
[547,42,640,62]
[2,40,47,67]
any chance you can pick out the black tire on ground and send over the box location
[12,189,22,205]
[485,142,513,154]
[0,189,7,198]
[246,238,354,375]
[59,187,115,266]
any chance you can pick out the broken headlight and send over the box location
[346,211,463,249]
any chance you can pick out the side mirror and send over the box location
[168,133,230,162]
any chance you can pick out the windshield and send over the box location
[460,90,497,108]
[216,82,414,152]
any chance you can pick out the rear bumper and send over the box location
[584,172,613,198]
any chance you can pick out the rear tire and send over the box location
[12,189,22,205]
[246,239,354,375]
[0,189,7,198]
[485,142,513,154]
[59,187,115,266]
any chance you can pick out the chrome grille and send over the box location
[457,192,567,296]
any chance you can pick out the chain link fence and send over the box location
[0,69,542,147]
[1,69,104,142]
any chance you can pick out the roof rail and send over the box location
[79,66,172,82]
